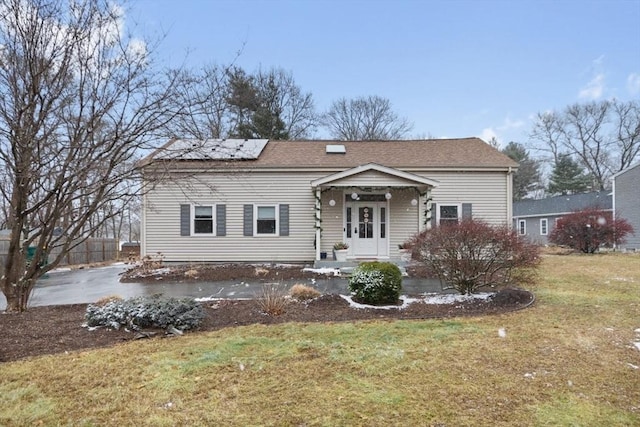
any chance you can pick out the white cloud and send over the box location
[627,73,640,95]
[579,73,605,100]
[480,128,498,143]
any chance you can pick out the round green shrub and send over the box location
[348,261,402,305]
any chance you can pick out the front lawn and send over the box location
[1,254,639,426]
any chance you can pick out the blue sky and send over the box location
[129,0,640,147]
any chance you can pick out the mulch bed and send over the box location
[0,288,534,363]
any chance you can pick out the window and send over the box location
[255,205,278,235]
[193,205,214,234]
[518,219,526,236]
[540,218,548,236]
[439,205,459,226]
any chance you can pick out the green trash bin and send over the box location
[26,246,48,268]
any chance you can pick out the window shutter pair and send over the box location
[243,204,290,236]
[179,205,226,236]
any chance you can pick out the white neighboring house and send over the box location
[139,138,518,264]
[613,162,640,250]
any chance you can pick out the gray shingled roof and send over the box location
[513,191,612,217]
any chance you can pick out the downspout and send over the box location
[507,167,513,227]
[140,192,147,257]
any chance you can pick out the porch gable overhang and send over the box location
[310,163,439,191]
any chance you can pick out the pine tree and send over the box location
[547,155,592,195]
[501,142,541,200]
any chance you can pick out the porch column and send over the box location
[314,187,321,260]
[424,187,433,230]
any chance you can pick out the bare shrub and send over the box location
[409,220,541,295]
[256,283,288,316]
[549,208,634,253]
[289,284,321,301]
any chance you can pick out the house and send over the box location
[512,191,612,245]
[140,138,518,263]
[612,162,640,250]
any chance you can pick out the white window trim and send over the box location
[518,219,526,236]
[254,204,279,236]
[436,203,462,226]
[540,218,548,236]
[192,204,216,236]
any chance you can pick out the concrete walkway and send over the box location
[0,264,446,310]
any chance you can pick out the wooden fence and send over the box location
[0,237,119,267]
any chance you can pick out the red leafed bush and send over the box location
[409,220,541,295]
[549,208,634,253]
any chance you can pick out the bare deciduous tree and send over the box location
[530,99,640,190]
[322,95,413,141]
[161,66,318,140]
[0,0,179,311]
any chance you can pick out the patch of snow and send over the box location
[524,372,536,379]
[633,342,640,351]
[628,363,639,370]
[422,292,494,305]
[339,294,418,310]
[634,328,640,334]
[49,267,72,273]
[498,328,506,338]
[303,267,341,276]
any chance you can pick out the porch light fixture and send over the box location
[351,192,358,200]
[329,199,336,206]
[410,198,418,206]
[385,192,392,200]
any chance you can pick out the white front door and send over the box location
[345,198,388,258]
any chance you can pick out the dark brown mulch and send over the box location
[0,288,534,363]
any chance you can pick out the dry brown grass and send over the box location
[1,254,639,426]
[289,283,321,301]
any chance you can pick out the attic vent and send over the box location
[326,144,346,154]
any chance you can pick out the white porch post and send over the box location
[315,187,321,261]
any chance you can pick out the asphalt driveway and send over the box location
[0,264,444,310]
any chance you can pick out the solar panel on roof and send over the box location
[155,139,268,160]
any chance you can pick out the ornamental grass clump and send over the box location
[348,261,402,305]
[289,284,321,301]
[256,283,288,315]
[85,295,205,331]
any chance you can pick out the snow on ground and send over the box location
[340,292,496,310]
[422,292,494,305]
[303,267,342,276]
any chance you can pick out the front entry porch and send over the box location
[310,163,440,263]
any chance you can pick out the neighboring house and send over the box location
[613,162,640,250]
[512,191,612,245]
[140,138,518,263]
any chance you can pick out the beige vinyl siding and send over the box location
[143,168,511,262]
[422,171,509,225]
[144,171,323,262]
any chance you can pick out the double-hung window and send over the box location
[518,219,526,236]
[540,218,548,236]
[255,205,278,235]
[193,205,214,235]
[439,205,459,226]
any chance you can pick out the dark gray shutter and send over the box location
[430,202,437,228]
[180,204,190,236]
[216,204,226,236]
[462,203,473,220]
[279,204,289,236]
[243,204,253,236]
